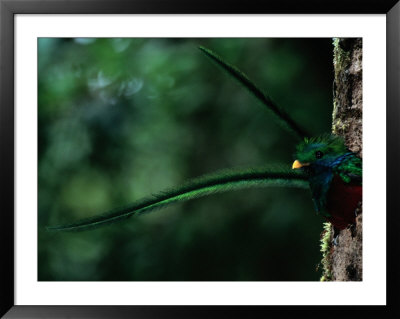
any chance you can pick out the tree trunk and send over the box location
[322,38,363,281]
[321,38,362,281]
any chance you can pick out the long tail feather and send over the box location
[47,167,308,232]
[199,46,309,140]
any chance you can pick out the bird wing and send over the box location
[334,154,362,185]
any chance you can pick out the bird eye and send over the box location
[315,151,323,159]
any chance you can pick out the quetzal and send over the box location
[292,135,362,234]
[47,46,362,241]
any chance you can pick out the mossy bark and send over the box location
[324,38,363,281]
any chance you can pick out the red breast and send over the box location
[325,175,362,230]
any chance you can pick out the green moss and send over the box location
[320,222,333,281]
[332,99,338,121]
[333,38,351,79]
[332,117,350,135]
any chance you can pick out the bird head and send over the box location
[292,134,348,170]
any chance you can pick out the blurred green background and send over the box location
[38,38,333,281]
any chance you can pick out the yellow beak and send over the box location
[292,160,309,169]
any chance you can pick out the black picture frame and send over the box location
[1,0,399,318]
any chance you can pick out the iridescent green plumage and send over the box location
[295,134,361,185]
